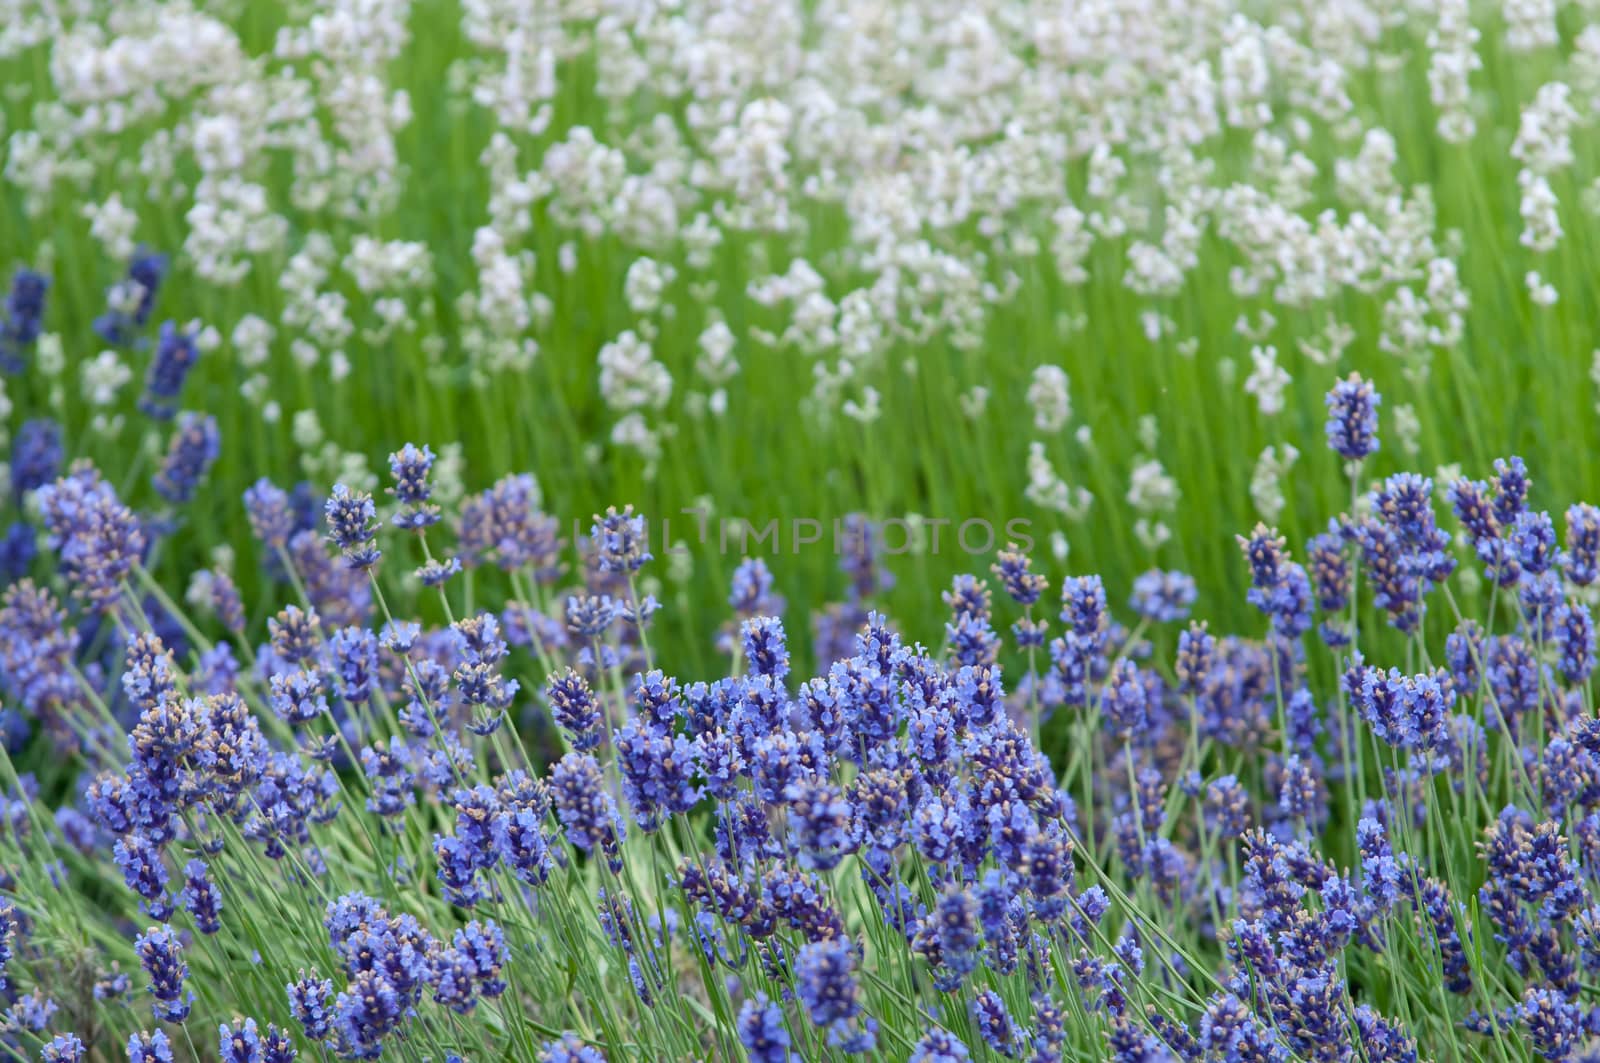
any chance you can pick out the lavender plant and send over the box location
[10,1,1600,672]
[0,371,1598,1060]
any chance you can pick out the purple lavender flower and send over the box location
[115,834,172,919]
[333,969,403,1056]
[615,720,703,829]
[630,670,681,730]
[1376,474,1455,574]
[912,788,971,868]
[245,480,295,551]
[1519,986,1581,1060]
[742,616,790,682]
[269,670,328,725]
[909,1029,970,1062]
[0,580,78,729]
[551,752,625,870]
[262,1026,295,1063]
[135,926,192,1022]
[152,413,220,504]
[991,545,1047,606]
[970,990,1022,1057]
[1306,524,1350,629]
[457,919,508,996]
[1278,753,1324,827]
[592,505,651,573]
[325,485,380,569]
[785,779,853,870]
[1351,519,1423,633]
[738,996,792,1063]
[1416,877,1472,995]
[454,647,518,716]
[433,832,489,911]
[1557,604,1596,684]
[1356,666,1454,751]
[1198,992,1284,1062]
[361,742,416,818]
[1017,826,1073,921]
[545,669,602,751]
[1449,476,1499,544]
[35,465,146,612]
[796,937,871,1048]
[839,513,895,600]
[459,474,560,575]
[538,1034,606,1062]
[729,557,784,616]
[750,729,827,804]
[388,443,440,529]
[417,557,461,586]
[1511,511,1560,575]
[952,662,1004,730]
[943,574,991,621]
[1565,503,1600,585]
[219,1018,263,1063]
[268,605,322,666]
[288,970,334,1041]
[1488,636,1544,734]
[1130,569,1197,623]
[1060,575,1108,638]
[205,568,245,634]
[494,802,557,886]
[1494,456,1530,528]
[0,521,35,581]
[1324,372,1380,460]
[431,947,480,1014]
[96,249,166,346]
[1101,660,1148,739]
[40,1034,85,1063]
[1239,525,1314,639]
[330,626,378,706]
[139,322,201,420]
[1445,620,1483,693]
[11,418,62,499]
[0,267,48,373]
[1350,1006,1417,1062]
[179,859,222,934]
[1356,818,1407,913]
[932,885,981,983]
[1206,775,1250,839]
[128,1031,176,1063]
[1175,620,1214,695]
[5,989,57,1032]
[1482,808,1584,917]
[1240,523,1288,590]
[565,594,617,640]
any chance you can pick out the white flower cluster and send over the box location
[598,329,673,471]
[1428,0,1481,143]
[1,0,1593,518]
[1026,366,1071,434]
[1513,83,1578,277]
[1024,443,1092,521]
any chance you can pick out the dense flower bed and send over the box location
[0,370,1597,1061]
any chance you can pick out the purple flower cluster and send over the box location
[138,321,202,420]
[153,412,221,504]
[10,370,1600,1063]
[0,267,49,373]
[1324,372,1380,461]
[95,249,166,347]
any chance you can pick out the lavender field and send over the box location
[5,1,1600,1060]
